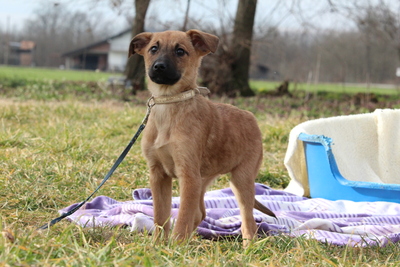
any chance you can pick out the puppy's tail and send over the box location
[254,199,276,218]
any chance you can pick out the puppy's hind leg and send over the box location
[230,165,259,246]
[197,176,217,228]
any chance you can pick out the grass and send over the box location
[3,65,398,96]
[0,65,115,82]
[250,80,400,95]
[2,66,400,265]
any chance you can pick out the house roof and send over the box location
[62,28,131,57]
[8,41,35,52]
[20,41,35,50]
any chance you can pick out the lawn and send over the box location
[250,80,400,95]
[1,65,398,96]
[1,66,400,266]
[0,65,115,82]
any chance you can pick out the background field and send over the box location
[1,66,400,266]
[251,80,399,96]
[0,66,113,82]
[2,66,399,95]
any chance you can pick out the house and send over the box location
[4,41,35,66]
[62,29,132,71]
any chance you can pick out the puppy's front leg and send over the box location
[173,169,204,240]
[150,165,172,240]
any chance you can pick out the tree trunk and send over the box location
[125,0,151,94]
[181,0,191,31]
[229,0,257,97]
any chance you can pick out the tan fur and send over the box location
[129,30,275,245]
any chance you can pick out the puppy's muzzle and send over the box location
[149,58,181,85]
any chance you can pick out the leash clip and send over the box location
[147,96,155,108]
[142,97,155,125]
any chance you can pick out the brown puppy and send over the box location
[128,30,275,245]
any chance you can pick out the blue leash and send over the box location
[38,100,154,230]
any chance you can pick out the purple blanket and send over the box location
[60,183,400,247]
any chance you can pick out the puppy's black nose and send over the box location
[153,62,166,71]
[149,58,181,85]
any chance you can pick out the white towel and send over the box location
[284,109,400,196]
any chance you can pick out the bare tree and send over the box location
[229,0,258,96]
[20,2,112,67]
[357,4,399,70]
[125,0,151,93]
[181,0,191,31]
[200,0,258,97]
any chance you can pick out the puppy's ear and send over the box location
[186,30,219,56]
[128,32,153,57]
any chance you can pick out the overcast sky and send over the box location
[1,0,398,34]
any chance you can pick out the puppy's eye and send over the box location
[175,48,186,57]
[150,46,158,54]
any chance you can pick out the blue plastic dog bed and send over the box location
[298,132,400,203]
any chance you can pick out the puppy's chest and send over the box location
[154,142,176,177]
[148,113,177,177]
[152,112,173,149]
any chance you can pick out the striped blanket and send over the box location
[60,184,400,247]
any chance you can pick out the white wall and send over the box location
[108,32,131,71]
[108,51,129,72]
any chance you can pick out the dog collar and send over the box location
[150,87,210,105]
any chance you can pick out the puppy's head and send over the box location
[128,30,219,94]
